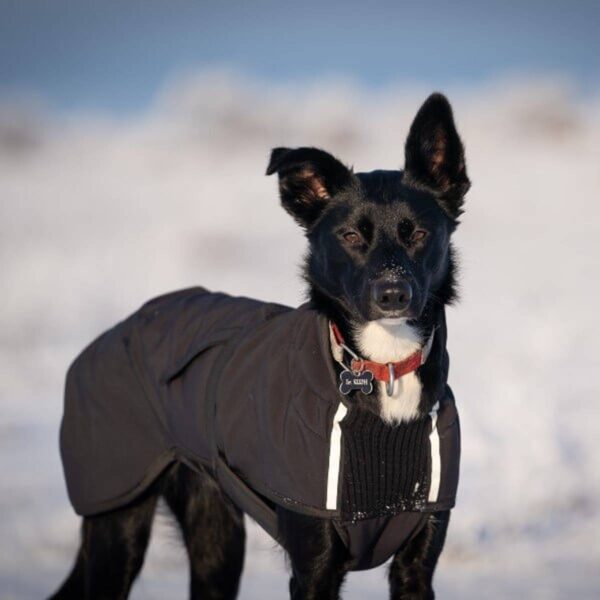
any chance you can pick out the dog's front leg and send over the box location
[278,509,350,600]
[388,511,450,600]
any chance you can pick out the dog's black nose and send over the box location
[371,279,412,315]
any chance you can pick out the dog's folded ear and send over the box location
[266,147,355,227]
[403,93,470,219]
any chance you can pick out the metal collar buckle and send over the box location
[386,362,395,396]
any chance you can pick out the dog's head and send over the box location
[267,93,470,324]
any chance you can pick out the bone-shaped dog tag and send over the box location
[339,369,374,395]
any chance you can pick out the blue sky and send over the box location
[1,0,599,113]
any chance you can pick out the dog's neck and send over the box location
[353,319,423,363]
[313,290,435,424]
[352,318,425,424]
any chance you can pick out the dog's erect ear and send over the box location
[266,147,354,227]
[403,93,470,219]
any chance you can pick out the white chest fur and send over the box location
[355,319,423,424]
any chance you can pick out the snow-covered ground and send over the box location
[1,73,599,598]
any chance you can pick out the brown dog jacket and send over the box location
[60,287,460,570]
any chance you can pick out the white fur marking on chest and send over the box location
[355,319,423,424]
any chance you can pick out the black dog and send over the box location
[51,93,469,600]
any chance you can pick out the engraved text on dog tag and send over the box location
[339,369,374,395]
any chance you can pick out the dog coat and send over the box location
[60,287,460,570]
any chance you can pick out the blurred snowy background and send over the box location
[1,1,599,598]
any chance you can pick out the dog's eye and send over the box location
[411,229,428,243]
[343,231,362,246]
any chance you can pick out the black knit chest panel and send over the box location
[340,408,431,521]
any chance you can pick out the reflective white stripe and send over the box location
[326,402,348,510]
[428,401,441,503]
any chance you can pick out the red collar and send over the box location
[329,321,434,390]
